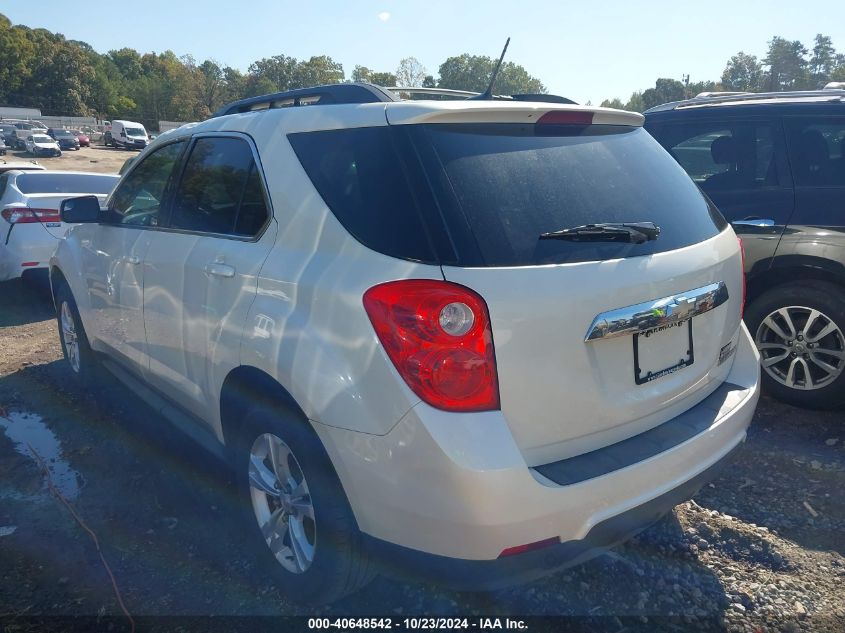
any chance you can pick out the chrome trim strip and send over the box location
[585,281,729,342]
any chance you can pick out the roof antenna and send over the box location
[473,37,510,100]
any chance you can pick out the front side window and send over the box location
[169,136,268,237]
[785,117,845,187]
[109,141,185,226]
[651,120,780,192]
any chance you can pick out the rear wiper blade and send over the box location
[539,222,661,244]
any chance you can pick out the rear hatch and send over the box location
[291,103,744,465]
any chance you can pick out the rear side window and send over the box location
[288,127,434,262]
[290,124,726,267]
[650,121,780,191]
[109,141,185,226]
[169,136,269,237]
[785,117,845,187]
[16,173,118,195]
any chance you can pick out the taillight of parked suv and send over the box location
[363,279,500,412]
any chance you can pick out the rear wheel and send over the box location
[234,404,375,604]
[745,281,845,409]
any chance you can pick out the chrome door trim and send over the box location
[585,281,729,342]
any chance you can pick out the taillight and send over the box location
[1,207,61,224]
[363,280,500,412]
[499,537,560,557]
[536,110,594,125]
[738,236,746,319]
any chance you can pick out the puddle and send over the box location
[0,411,81,499]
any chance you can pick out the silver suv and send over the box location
[50,84,760,604]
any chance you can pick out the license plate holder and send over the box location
[633,318,694,385]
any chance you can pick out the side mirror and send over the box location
[61,196,101,223]
[120,131,126,137]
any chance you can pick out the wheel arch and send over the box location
[219,365,309,450]
[747,257,845,305]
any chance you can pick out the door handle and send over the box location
[127,255,140,265]
[204,263,236,278]
[732,218,775,228]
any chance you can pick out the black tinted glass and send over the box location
[290,124,726,267]
[415,124,726,266]
[785,117,845,187]
[109,141,185,226]
[288,127,435,262]
[650,121,780,191]
[170,137,267,236]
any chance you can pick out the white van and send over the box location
[105,120,149,150]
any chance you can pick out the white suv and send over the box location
[49,84,760,604]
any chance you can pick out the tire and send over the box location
[54,282,101,388]
[233,404,375,604]
[745,280,845,409]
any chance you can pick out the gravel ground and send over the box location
[2,143,134,174]
[0,279,843,632]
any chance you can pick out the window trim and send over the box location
[104,137,189,228]
[157,131,273,243]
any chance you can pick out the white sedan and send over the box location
[0,170,119,281]
[24,134,62,158]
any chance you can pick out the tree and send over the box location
[809,34,837,87]
[600,98,625,109]
[763,36,809,91]
[248,54,298,92]
[640,78,685,110]
[351,65,396,86]
[437,54,545,94]
[721,52,762,91]
[293,55,344,87]
[396,57,427,87]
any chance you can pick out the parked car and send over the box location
[0,170,118,281]
[0,136,6,156]
[50,84,759,604]
[12,122,37,149]
[0,124,17,147]
[645,88,845,409]
[47,129,81,151]
[103,120,149,150]
[0,161,46,175]
[68,129,90,147]
[25,134,61,157]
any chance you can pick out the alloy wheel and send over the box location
[60,301,80,374]
[248,433,316,574]
[755,305,845,390]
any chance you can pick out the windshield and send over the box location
[54,130,74,137]
[125,127,146,137]
[32,135,53,143]
[289,123,727,266]
[17,173,119,195]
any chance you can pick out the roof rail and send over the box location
[676,89,845,108]
[693,91,751,98]
[646,89,845,113]
[212,83,397,118]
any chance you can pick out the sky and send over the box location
[3,0,845,104]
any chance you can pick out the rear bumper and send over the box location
[314,322,760,571]
[365,443,740,590]
[0,227,59,281]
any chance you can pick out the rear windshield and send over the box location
[17,173,119,195]
[289,123,727,266]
